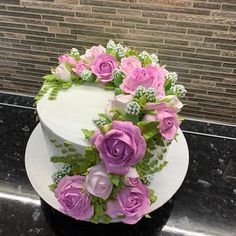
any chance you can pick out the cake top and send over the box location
[36,40,186,224]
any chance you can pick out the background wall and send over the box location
[0,0,235,124]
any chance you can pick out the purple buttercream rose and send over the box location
[120,66,167,98]
[144,103,179,140]
[58,54,77,66]
[55,175,94,221]
[91,121,146,175]
[72,60,88,76]
[85,164,113,200]
[120,56,141,75]
[106,179,150,224]
[91,53,118,82]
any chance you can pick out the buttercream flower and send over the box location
[58,54,77,66]
[106,179,150,224]
[72,61,88,76]
[85,164,113,200]
[53,64,71,82]
[91,121,146,175]
[84,45,106,63]
[144,103,179,140]
[105,94,133,118]
[55,175,94,221]
[120,66,167,98]
[167,96,183,111]
[120,56,141,75]
[91,54,118,82]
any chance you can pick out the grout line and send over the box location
[182,130,236,141]
[0,103,35,110]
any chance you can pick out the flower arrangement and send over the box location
[40,40,186,224]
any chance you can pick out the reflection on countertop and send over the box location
[0,92,235,236]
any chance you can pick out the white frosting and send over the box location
[37,84,114,147]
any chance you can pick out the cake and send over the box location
[35,40,186,224]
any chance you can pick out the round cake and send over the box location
[35,40,186,224]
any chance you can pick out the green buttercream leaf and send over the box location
[113,76,123,88]
[137,121,159,140]
[114,88,122,95]
[50,153,83,165]
[49,183,57,191]
[139,95,147,108]
[82,129,95,141]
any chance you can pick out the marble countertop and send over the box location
[0,92,235,236]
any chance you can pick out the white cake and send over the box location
[37,84,114,153]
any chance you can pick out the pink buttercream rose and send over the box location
[55,175,94,221]
[84,45,106,63]
[72,61,88,76]
[120,56,141,75]
[90,121,146,175]
[144,103,179,140]
[58,54,77,66]
[85,164,113,200]
[106,179,150,224]
[91,54,118,82]
[105,94,133,117]
[120,66,167,98]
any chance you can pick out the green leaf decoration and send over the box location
[147,138,156,151]
[49,183,57,191]
[90,196,111,224]
[125,48,139,57]
[99,123,112,134]
[137,121,159,140]
[149,188,157,204]
[64,141,72,147]
[86,73,96,82]
[84,146,100,165]
[82,129,95,140]
[144,214,151,218]
[114,76,123,88]
[104,81,116,90]
[139,95,147,108]
[49,137,57,143]
[156,133,165,146]
[125,114,139,124]
[98,113,112,123]
[109,174,122,187]
[50,153,83,165]
[114,88,122,95]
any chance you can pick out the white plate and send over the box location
[25,124,189,220]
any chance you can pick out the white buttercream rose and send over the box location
[53,64,71,82]
[105,94,133,117]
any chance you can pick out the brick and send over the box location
[130,3,211,15]
[48,27,70,34]
[193,2,221,10]
[204,37,236,45]
[213,31,236,39]
[42,15,65,21]
[76,12,123,21]
[150,19,229,31]
[0,0,20,4]
[7,6,75,17]
[136,23,187,33]
[64,17,111,26]
[27,25,48,31]
[187,29,213,36]
[135,0,192,7]
[142,11,167,19]
[222,4,236,12]
[92,7,116,14]
[123,16,148,24]
[80,0,130,9]
[59,22,104,31]
[117,9,142,16]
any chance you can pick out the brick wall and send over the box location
[0,0,235,124]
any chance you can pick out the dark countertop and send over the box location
[0,92,235,236]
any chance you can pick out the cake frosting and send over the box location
[35,40,186,224]
[37,84,113,151]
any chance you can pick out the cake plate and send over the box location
[25,123,189,221]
